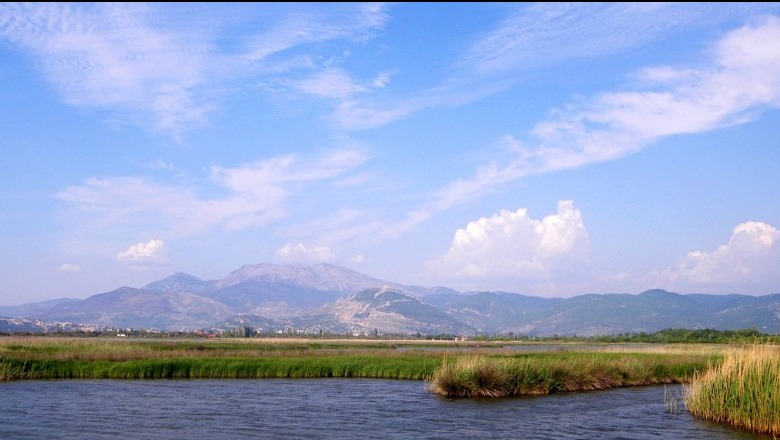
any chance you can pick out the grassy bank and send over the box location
[428,351,718,398]
[1,337,720,392]
[0,337,442,380]
[684,345,780,437]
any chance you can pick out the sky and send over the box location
[1,2,780,305]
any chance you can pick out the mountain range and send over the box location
[1,263,779,336]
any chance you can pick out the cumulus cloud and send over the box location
[58,263,82,273]
[656,222,780,288]
[117,239,165,262]
[427,201,590,280]
[276,243,335,264]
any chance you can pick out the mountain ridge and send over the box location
[5,262,780,336]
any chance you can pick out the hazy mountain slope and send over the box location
[143,273,214,294]
[516,290,780,336]
[434,292,562,333]
[0,298,80,319]
[327,287,471,335]
[39,287,235,331]
[199,263,400,316]
[705,293,780,332]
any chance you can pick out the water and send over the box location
[0,380,767,439]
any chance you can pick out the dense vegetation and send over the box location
[467,328,778,344]
[684,345,780,436]
[0,337,721,387]
[0,338,442,380]
[591,328,778,344]
[428,350,718,398]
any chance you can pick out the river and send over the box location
[0,379,767,439]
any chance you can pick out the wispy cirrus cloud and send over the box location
[459,3,737,75]
[287,67,394,99]
[57,148,369,236]
[0,2,390,137]
[331,3,780,130]
[386,15,780,235]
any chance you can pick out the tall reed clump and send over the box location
[684,345,779,437]
[428,352,710,398]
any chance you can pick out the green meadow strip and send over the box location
[0,356,440,380]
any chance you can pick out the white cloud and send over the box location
[330,4,779,131]
[57,148,368,236]
[117,239,165,261]
[0,3,390,137]
[656,221,780,287]
[288,68,394,99]
[390,16,780,235]
[427,201,590,280]
[518,15,780,168]
[350,254,365,264]
[291,68,369,99]
[459,3,764,75]
[276,243,335,264]
[58,263,82,273]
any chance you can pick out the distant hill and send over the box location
[0,298,80,319]
[515,290,780,336]
[6,263,780,335]
[38,287,235,331]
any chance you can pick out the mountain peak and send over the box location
[212,262,388,293]
[143,272,212,293]
[639,289,679,298]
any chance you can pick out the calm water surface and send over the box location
[0,380,768,439]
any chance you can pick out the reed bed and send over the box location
[0,337,439,380]
[427,351,716,398]
[0,337,718,391]
[684,345,780,437]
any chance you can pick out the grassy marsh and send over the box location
[427,351,718,398]
[0,337,723,388]
[684,345,780,436]
[0,337,441,380]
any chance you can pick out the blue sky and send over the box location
[2,3,780,305]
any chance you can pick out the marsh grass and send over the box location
[0,337,720,390]
[427,351,715,398]
[684,345,780,436]
[0,337,438,380]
